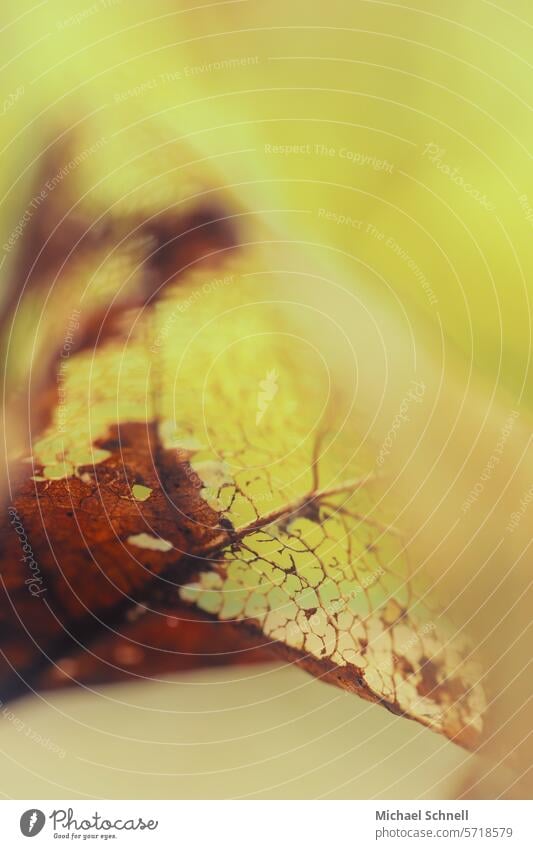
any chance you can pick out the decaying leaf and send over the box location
[0,123,486,751]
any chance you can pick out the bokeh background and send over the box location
[0,0,531,799]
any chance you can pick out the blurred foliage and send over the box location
[1,0,531,404]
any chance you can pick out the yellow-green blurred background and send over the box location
[2,0,532,402]
[0,0,531,798]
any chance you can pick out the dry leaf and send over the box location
[0,140,485,747]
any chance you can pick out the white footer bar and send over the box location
[1,800,530,848]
